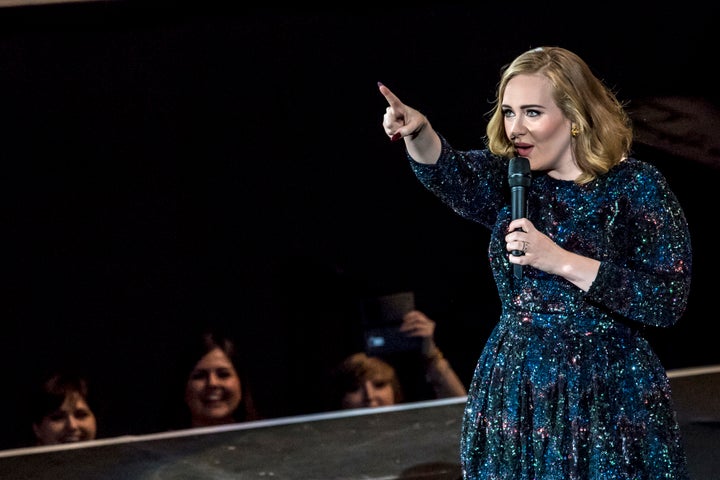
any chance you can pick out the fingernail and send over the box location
[391,132,401,142]
[377,81,384,87]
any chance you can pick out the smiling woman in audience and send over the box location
[30,371,98,446]
[175,329,262,428]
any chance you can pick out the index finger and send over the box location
[378,82,403,108]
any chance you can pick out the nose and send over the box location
[360,381,379,401]
[206,372,221,386]
[509,117,525,140]
[65,415,80,430]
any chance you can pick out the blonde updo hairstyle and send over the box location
[486,46,633,184]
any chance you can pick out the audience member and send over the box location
[329,352,402,409]
[327,309,466,410]
[29,370,98,446]
[170,329,262,429]
[400,309,467,399]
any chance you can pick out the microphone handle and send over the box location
[510,185,526,280]
[513,264,523,280]
[510,185,526,256]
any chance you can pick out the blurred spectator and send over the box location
[29,370,98,446]
[327,309,466,410]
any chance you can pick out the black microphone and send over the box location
[508,157,531,280]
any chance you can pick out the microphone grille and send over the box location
[508,157,531,187]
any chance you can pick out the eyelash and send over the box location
[502,109,540,118]
[350,379,390,393]
[190,369,233,380]
[48,410,90,421]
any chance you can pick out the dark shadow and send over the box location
[398,461,462,479]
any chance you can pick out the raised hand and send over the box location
[377,82,441,165]
[378,82,427,142]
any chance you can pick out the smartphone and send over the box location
[360,291,422,355]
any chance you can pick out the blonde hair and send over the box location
[486,46,633,184]
[329,352,404,406]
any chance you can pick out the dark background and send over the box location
[1,2,718,447]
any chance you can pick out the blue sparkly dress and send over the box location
[411,136,692,480]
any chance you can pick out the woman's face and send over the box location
[502,73,578,181]
[185,347,242,427]
[341,375,396,409]
[32,392,97,445]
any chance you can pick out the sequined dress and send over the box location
[411,136,692,479]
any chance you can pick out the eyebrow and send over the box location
[501,103,546,109]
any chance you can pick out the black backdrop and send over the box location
[1,2,717,447]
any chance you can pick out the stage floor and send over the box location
[1,365,718,480]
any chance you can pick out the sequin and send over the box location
[411,135,692,479]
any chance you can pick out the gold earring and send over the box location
[571,125,580,137]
